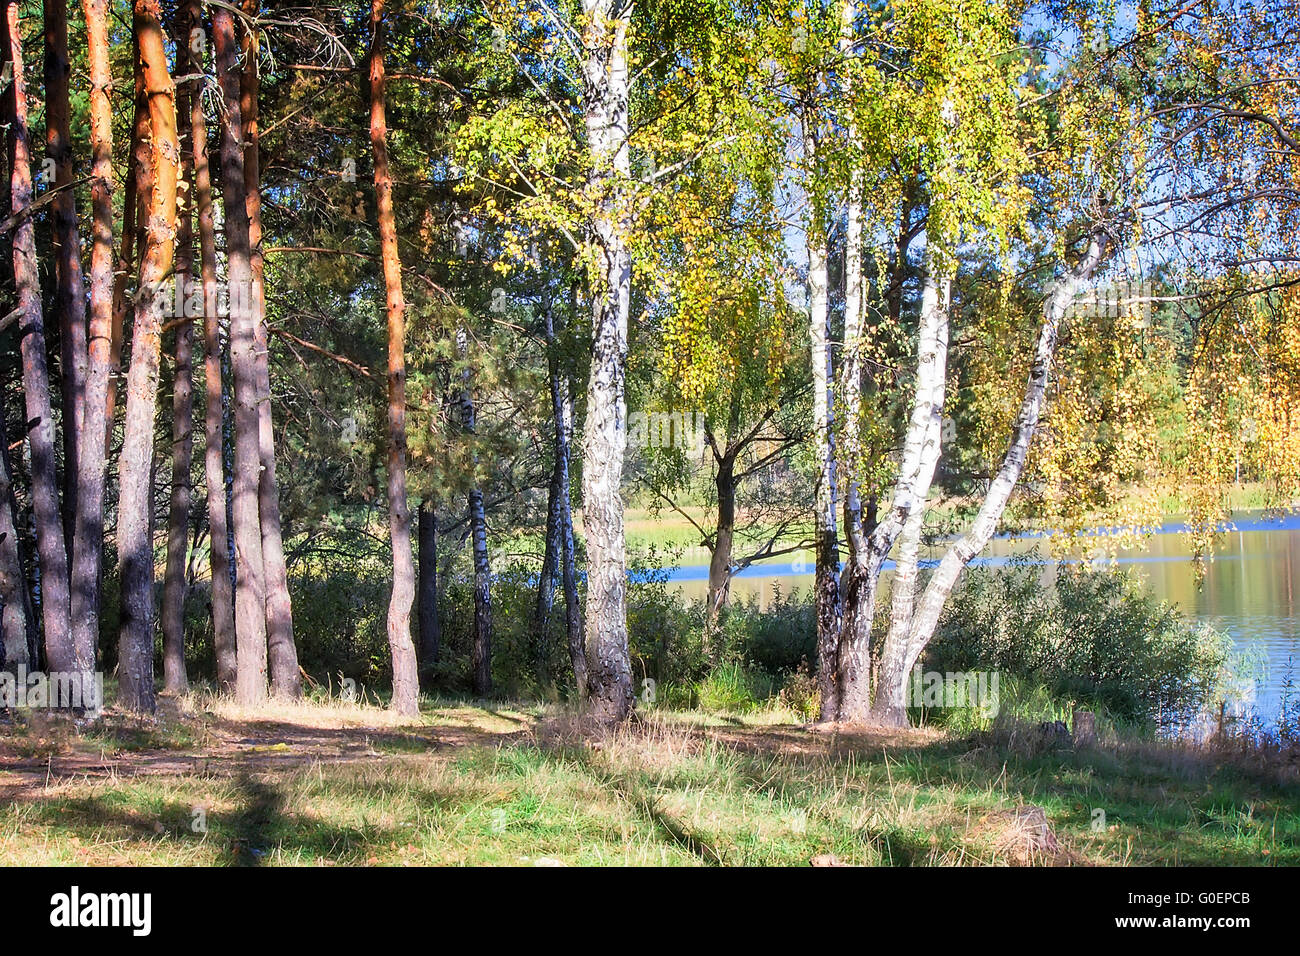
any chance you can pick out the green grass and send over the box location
[2,700,1296,866]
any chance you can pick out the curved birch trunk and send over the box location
[869,234,1109,726]
[837,263,950,721]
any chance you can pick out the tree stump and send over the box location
[1072,707,1097,747]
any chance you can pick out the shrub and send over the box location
[626,557,708,690]
[777,660,820,722]
[925,560,1229,729]
[720,588,816,677]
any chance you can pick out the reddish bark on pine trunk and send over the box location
[107,56,149,452]
[43,0,89,553]
[161,2,198,695]
[116,0,180,714]
[186,0,237,691]
[67,0,117,684]
[369,0,420,716]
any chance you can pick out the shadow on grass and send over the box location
[26,772,406,866]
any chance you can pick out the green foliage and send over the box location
[925,561,1231,728]
[290,561,394,688]
[695,662,775,713]
[720,589,816,677]
[626,560,709,690]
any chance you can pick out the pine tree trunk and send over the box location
[116,0,179,715]
[185,0,237,691]
[6,0,72,676]
[213,4,268,705]
[161,5,197,695]
[0,409,34,672]
[107,56,149,453]
[43,0,89,553]
[579,0,634,723]
[370,0,420,716]
[241,2,299,698]
[67,0,115,684]
[469,487,492,696]
[417,500,440,681]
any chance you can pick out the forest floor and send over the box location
[1,695,1297,866]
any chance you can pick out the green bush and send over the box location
[925,560,1229,728]
[720,588,816,677]
[161,536,1227,736]
[289,558,392,687]
[626,559,708,690]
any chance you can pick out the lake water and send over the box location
[658,510,1300,720]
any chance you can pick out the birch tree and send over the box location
[577,0,636,721]
[827,0,1044,721]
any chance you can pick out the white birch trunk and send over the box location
[803,104,842,723]
[870,234,1109,725]
[580,0,634,723]
[838,258,950,720]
